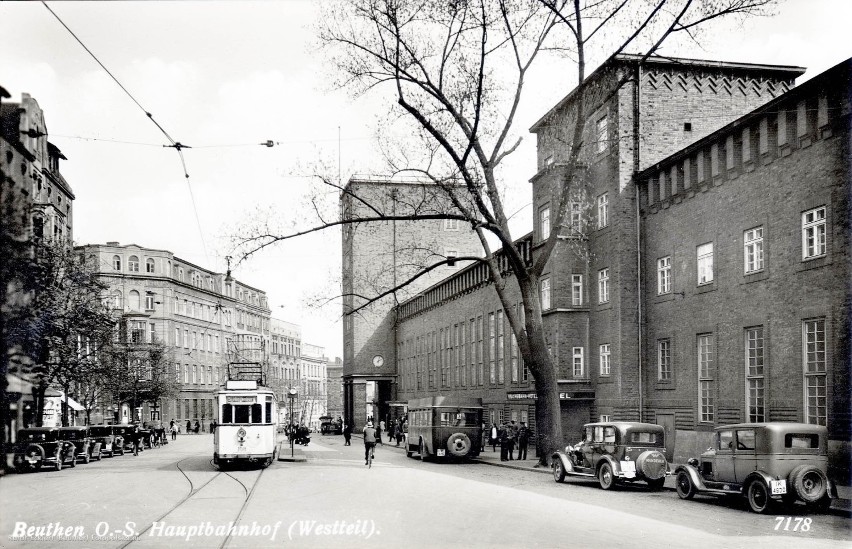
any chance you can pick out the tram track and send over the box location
[118,455,268,549]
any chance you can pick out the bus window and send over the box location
[221,403,232,424]
[251,403,262,423]
[234,405,250,423]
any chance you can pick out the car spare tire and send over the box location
[636,450,667,480]
[447,433,472,457]
[789,465,828,503]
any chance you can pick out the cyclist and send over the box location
[363,421,377,465]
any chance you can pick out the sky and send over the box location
[1,0,850,359]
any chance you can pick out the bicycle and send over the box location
[365,442,375,468]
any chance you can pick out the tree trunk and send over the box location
[525,316,562,466]
[33,384,46,427]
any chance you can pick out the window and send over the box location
[544,154,554,166]
[569,202,582,234]
[599,344,611,376]
[483,313,494,384]
[183,330,189,348]
[802,206,826,259]
[148,323,156,343]
[697,243,714,284]
[175,328,180,346]
[597,193,609,228]
[744,227,764,273]
[128,255,139,272]
[129,320,145,344]
[145,293,155,310]
[657,339,671,381]
[657,257,671,295]
[112,255,122,271]
[598,269,609,303]
[571,275,583,306]
[746,327,765,422]
[540,206,551,240]
[596,115,608,153]
[572,347,584,378]
[540,278,551,310]
[146,258,155,273]
[803,319,827,425]
[497,310,504,384]
[698,334,714,423]
[444,219,459,231]
[510,330,518,383]
[112,290,122,309]
[191,365,197,384]
[129,290,140,311]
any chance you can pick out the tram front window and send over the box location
[221,404,232,423]
[234,405,250,423]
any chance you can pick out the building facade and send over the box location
[326,357,343,421]
[76,242,272,428]
[269,318,301,422]
[300,343,327,430]
[1,90,74,439]
[341,177,481,429]
[345,55,850,473]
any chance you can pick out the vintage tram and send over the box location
[406,396,483,461]
[213,363,279,468]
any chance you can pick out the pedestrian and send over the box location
[517,422,530,460]
[499,423,509,461]
[507,420,517,460]
[490,423,498,452]
[362,422,377,465]
[393,420,401,447]
[400,417,408,445]
[186,420,192,434]
[194,420,200,434]
[170,422,177,441]
[376,421,383,445]
[169,419,175,431]
[132,427,143,456]
[343,422,352,446]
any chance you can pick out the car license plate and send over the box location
[620,461,636,478]
[437,449,446,457]
[771,480,786,495]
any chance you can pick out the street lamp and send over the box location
[287,387,298,458]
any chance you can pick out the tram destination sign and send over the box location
[226,396,257,403]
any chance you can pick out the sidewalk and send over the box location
[364,435,852,514]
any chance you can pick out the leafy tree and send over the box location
[236,0,775,464]
[102,338,178,424]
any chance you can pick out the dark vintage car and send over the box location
[59,426,97,463]
[112,424,139,453]
[12,427,78,472]
[89,425,123,457]
[320,416,343,435]
[674,422,838,513]
[551,422,669,490]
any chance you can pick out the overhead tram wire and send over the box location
[42,1,208,259]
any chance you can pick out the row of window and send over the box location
[399,305,531,392]
[656,206,828,294]
[174,327,222,354]
[538,192,610,242]
[651,318,827,426]
[176,363,221,386]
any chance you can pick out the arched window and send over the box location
[146,258,155,273]
[112,290,123,309]
[128,255,139,272]
[129,290,140,311]
[113,255,122,271]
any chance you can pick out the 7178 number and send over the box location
[774,517,812,532]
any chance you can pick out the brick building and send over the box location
[341,177,481,429]
[326,357,343,421]
[637,58,850,468]
[343,55,851,474]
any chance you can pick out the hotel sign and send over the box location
[507,391,589,401]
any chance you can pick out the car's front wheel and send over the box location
[553,458,566,483]
[676,471,696,499]
[747,480,772,514]
[598,462,615,490]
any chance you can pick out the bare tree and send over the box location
[235,0,774,464]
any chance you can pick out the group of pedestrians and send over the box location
[487,420,532,461]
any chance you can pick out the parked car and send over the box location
[674,422,839,513]
[551,422,669,490]
[12,427,77,472]
[320,416,342,435]
[112,424,139,453]
[89,425,122,457]
[58,426,97,463]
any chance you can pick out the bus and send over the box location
[406,396,483,461]
[213,377,278,468]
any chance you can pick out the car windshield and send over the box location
[629,431,659,444]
